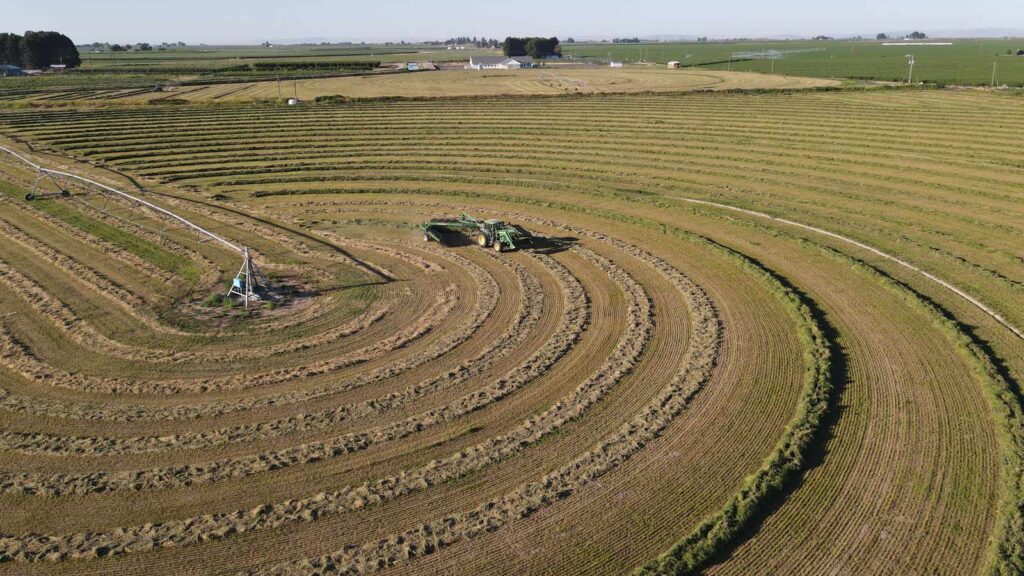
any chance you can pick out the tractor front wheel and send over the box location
[493,240,504,252]
[423,233,430,242]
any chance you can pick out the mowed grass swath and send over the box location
[0,79,1022,576]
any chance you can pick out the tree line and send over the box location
[438,37,502,48]
[876,32,927,40]
[86,41,187,52]
[0,31,80,69]
[502,37,561,58]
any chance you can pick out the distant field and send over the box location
[119,68,839,101]
[567,39,1024,85]
[4,39,1023,103]
[0,68,839,104]
[79,44,496,68]
[0,45,500,100]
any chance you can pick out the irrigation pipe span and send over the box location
[0,145,244,255]
[670,195,1024,342]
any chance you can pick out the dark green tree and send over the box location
[503,37,528,56]
[506,37,560,58]
[18,31,80,68]
[0,33,22,65]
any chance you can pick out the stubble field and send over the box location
[0,68,839,104]
[0,88,1021,575]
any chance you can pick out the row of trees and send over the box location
[0,31,80,68]
[503,37,561,58]
[876,31,927,40]
[612,37,641,44]
[108,43,154,52]
[442,37,502,48]
[85,41,186,51]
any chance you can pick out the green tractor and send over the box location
[421,213,533,252]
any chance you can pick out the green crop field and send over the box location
[0,84,1022,575]
[567,38,1024,85]
[78,44,488,67]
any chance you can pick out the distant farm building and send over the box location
[609,61,623,68]
[465,56,534,70]
[0,64,25,77]
[49,64,67,72]
[667,61,681,69]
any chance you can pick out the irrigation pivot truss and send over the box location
[0,145,267,306]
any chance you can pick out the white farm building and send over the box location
[465,56,535,70]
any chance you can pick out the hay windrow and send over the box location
[0,90,1015,575]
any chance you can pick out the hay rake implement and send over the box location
[421,213,533,252]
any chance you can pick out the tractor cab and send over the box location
[482,219,504,235]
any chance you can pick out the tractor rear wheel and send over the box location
[477,233,488,247]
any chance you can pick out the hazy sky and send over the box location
[6,0,1021,44]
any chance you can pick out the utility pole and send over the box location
[991,61,997,87]
[906,54,915,84]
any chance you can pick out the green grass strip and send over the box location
[633,239,830,576]
[0,180,198,283]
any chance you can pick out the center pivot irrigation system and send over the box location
[0,146,268,306]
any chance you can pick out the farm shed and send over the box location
[465,56,534,70]
[667,61,681,69]
[609,61,624,68]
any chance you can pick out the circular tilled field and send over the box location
[0,90,1022,575]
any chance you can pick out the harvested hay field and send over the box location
[18,68,840,104]
[179,68,838,101]
[0,88,1021,575]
